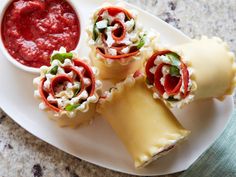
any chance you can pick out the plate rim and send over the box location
[0,96,234,176]
[0,0,234,176]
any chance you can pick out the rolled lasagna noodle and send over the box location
[145,36,236,108]
[87,4,158,82]
[97,75,190,168]
[33,48,102,128]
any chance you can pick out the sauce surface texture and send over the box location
[2,0,80,68]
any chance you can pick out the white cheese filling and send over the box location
[36,57,95,112]
[33,47,102,118]
[149,55,193,101]
[42,65,91,110]
[94,10,139,56]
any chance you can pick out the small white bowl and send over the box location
[0,0,84,74]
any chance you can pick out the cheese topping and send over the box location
[33,47,102,117]
[99,11,137,50]
[89,6,147,58]
[146,52,194,108]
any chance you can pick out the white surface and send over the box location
[0,0,233,176]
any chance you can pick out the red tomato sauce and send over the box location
[1,0,80,68]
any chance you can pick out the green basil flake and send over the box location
[137,34,146,49]
[167,96,178,101]
[132,22,136,31]
[166,52,180,66]
[65,104,81,112]
[169,65,180,76]
[48,65,58,75]
[73,88,81,97]
[51,52,73,63]
[93,23,99,41]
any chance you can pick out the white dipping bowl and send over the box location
[0,0,83,74]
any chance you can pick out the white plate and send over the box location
[0,0,233,176]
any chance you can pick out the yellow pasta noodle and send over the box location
[145,36,236,108]
[98,75,190,168]
[33,48,102,128]
[87,4,159,82]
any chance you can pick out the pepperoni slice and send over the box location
[96,47,139,60]
[154,63,165,95]
[146,51,190,99]
[97,7,133,20]
[73,59,96,96]
[63,66,85,96]
[50,74,73,97]
[99,35,139,58]
[39,78,60,112]
[164,74,182,95]
[38,59,96,112]
[180,63,189,98]
[101,33,126,49]
[145,51,170,84]
[95,6,139,60]
[111,19,126,42]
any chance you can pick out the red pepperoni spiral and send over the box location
[39,59,96,112]
[95,7,140,60]
[145,51,190,99]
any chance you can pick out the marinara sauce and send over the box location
[2,0,80,68]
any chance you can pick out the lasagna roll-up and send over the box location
[87,4,158,82]
[145,36,236,108]
[97,74,190,168]
[33,48,102,128]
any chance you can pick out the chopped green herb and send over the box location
[132,22,136,31]
[166,52,179,59]
[65,104,81,112]
[137,34,146,49]
[48,65,58,75]
[167,96,178,101]
[51,52,73,63]
[93,23,99,41]
[73,88,81,97]
[169,65,180,76]
[166,52,180,66]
